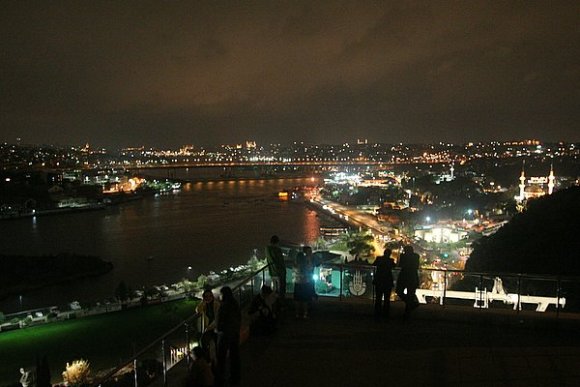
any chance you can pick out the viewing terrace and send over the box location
[94,265,580,387]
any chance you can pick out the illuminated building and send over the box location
[515,162,556,210]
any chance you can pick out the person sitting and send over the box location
[248,285,277,335]
[184,346,214,387]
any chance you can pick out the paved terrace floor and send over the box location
[160,297,580,386]
[239,298,580,387]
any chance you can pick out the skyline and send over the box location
[1,1,579,149]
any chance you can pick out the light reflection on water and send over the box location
[0,177,326,313]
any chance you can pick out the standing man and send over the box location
[396,245,420,314]
[373,248,395,321]
[265,235,287,299]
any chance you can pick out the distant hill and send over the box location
[466,186,580,275]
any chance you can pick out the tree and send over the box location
[115,281,129,301]
[196,274,208,290]
[315,237,329,251]
[346,231,375,261]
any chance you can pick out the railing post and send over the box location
[517,275,522,314]
[185,323,190,366]
[556,276,561,319]
[162,339,167,387]
[372,266,376,304]
[442,270,447,306]
[251,275,254,297]
[339,264,343,301]
[133,358,138,387]
[478,274,483,309]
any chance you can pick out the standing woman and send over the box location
[294,246,315,319]
[396,245,420,314]
[216,286,241,386]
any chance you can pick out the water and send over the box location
[0,177,325,313]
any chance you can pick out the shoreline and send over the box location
[0,203,107,221]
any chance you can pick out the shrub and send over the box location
[62,359,91,386]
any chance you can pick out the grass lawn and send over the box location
[0,299,198,386]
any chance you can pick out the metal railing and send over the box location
[92,263,580,386]
[308,262,578,316]
[92,265,270,387]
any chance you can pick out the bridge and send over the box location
[123,159,448,170]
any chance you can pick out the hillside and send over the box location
[466,186,580,275]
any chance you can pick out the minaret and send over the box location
[449,162,455,179]
[518,161,526,201]
[548,163,555,195]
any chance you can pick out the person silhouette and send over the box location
[396,245,420,314]
[373,248,395,320]
[265,235,287,300]
[248,285,277,335]
[185,346,214,387]
[293,246,316,319]
[196,289,220,368]
[216,286,241,386]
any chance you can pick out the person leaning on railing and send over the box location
[265,235,287,299]
[196,289,220,366]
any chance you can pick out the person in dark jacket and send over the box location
[373,248,395,320]
[248,285,277,335]
[265,235,287,299]
[184,346,214,387]
[216,286,241,386]
[396,245,420,314]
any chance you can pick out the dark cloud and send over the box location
[1,1,578,148]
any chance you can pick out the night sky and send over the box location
[1,1,579,149]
